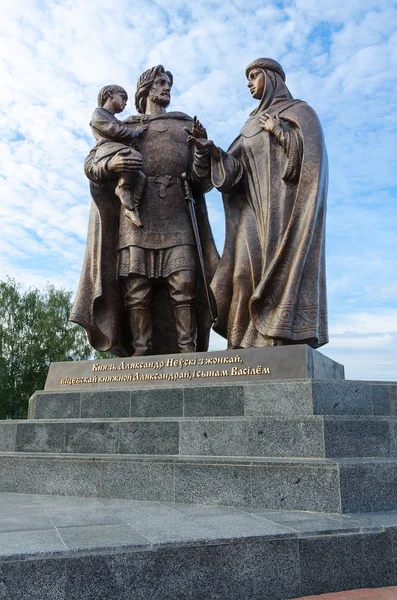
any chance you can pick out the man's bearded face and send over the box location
[149,72,172,107]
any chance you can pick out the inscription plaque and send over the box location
[44,346,344,391]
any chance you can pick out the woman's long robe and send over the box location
[210,99,329,349]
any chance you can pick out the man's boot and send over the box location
[173,304,197,353]
[128,309,152,356]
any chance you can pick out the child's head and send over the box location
[97,85,128,111]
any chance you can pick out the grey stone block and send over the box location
[339,460,397,512]
[34,392,81,419]
[15,422,65,453]
[183,385,244,417]
[0,457,102,497]
[119,422,179,455]
[179,419,247,456]
[251,463,341,512]
[371,384,392,415]
[0,423,16,452]
[80,390,130,418]
[247,417,324,458]
[0,558,66,599]
[312,380,372,415]
[189,539,301,600]
[391,385,397,416]
[175,464,251,506]
[65,422,119,454]
[361,531,396,588]
[101,461,174,502]
[130,388,183,417]
[324,418,391,458]
[244,381,313,417]
[299,533,365,595]
[65,548,192,600]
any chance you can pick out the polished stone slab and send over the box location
[29,379,397,421]
[2,453,397,513]
[0,493,396,599]
[4,415,397,459]
[42,346,344,393]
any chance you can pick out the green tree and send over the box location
[0,278,92,419]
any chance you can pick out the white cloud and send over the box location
[0,0,396,380]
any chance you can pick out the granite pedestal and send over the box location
[0,347,396,598]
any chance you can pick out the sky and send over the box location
[0,0,396,381]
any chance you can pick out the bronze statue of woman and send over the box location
[191,58,329,349]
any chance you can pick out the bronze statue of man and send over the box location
[70,66,219,356]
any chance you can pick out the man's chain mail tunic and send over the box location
[118,114,198,279]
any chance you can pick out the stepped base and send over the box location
[1,453,397,513]
[0,492,396,600]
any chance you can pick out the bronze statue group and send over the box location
[70,59,328,358]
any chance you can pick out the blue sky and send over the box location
[0,0,396,380]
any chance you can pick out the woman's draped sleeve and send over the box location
[272,121,303,184]
[210,149,244,193]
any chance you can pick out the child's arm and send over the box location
[91,108,147,144]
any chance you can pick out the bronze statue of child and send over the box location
[90,85,147,227]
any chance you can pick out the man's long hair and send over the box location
[135,65,173,114]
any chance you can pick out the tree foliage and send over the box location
[0,278,92,419]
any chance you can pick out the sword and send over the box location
[182,172,217,324]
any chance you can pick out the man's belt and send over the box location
[148,175,181,198]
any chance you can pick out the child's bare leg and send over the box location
[115,172,143,228]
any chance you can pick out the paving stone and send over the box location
[43,504,123,527]
[175,463,251,506]
[244,381,313,417]
[118,421,179,455]
[59,523,149,550]
[130,388,183,417]
[183,385,244,417]
[65,422,119,454]
[0,509,54,533]
[179,419,247,456]
[15,422,65,453]
[0,529,66,559]
[324,419,391,458]
[0,423,16,452]
[33,392,81,419]
[247,417,324,458]
[80,391,130,418]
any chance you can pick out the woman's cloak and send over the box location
[211,100,329,348]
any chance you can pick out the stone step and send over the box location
[29,379,397,420]
[2,492,396,600]
[0,453,396,513]
[0,494,397,600]
[2,416,397,459]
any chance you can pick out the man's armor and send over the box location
[118,114,196,250]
